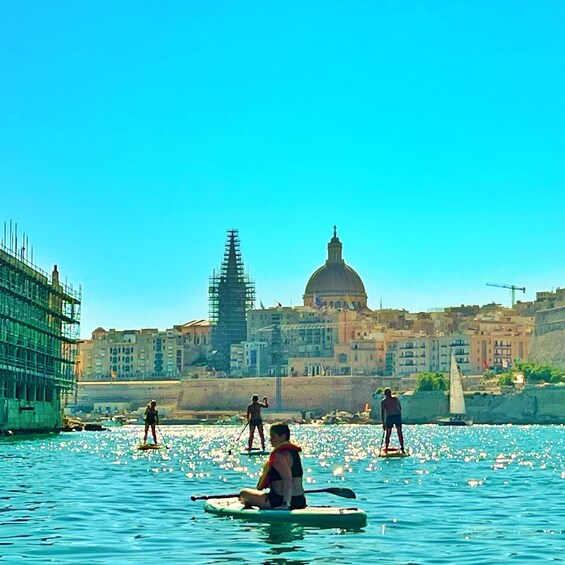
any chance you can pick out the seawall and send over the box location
[77,376,389,414]
[396,385,565,424]
[1,398,63,433]
[76,377,565,424]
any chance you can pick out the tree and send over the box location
[498,373,514,387]
[415,372,447,391]
[515,362,564,384]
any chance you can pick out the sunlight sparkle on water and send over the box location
[2,423,563,564]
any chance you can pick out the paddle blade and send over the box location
[304,487,356,499]
[322,487,356,499]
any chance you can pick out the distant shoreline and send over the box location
[73,377,565,426]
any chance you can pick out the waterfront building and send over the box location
[209,229,255,373]
[0,231,81,432]
[241,306,339,377]
[466,312,533,372]
[385,334,472,377]
[77,322,211,381]
[303,226,368,310]
[533,288,565,309]
[175,319,210,350]
[230,340,270,377]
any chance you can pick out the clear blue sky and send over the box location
[1,1,564,338]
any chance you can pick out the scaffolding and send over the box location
[209,229,255,372]
[0,238,81,401]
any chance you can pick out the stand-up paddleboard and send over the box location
[378,447,410,458]
[203,498,367,528]
[240,449,269,456]
[137,443,163,451]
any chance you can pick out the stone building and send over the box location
[385,334,472,377]
[77,322,211,381]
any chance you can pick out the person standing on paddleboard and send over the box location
[239,422,306,510]
[381,388,405,453]
[246,394,269,451]
[143,400,159,445]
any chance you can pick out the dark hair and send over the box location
[269,422,290,439]
[252,394,259,401]
[384,388,392,397]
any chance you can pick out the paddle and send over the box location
[191,487,356,502]
[228,421,249,455]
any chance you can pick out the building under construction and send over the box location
[209,229,255,373]
[0,226,81,433]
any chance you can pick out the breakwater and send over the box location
[76,376,565,424]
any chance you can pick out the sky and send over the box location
[1,1,564,339]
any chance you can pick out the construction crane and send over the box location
[486,283,526,308]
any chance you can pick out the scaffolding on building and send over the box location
[209,229,255,372]
[0,233,82,401]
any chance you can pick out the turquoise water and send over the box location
[1,424,564,564]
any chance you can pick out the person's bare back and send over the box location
[381,395,401,417]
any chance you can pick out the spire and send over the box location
[224,230,241,279]
[327,226,343,263]
[209,229,255,373]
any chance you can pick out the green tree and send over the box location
[515,361,564,384]
[415,372,447,391]
[497,373,514,387]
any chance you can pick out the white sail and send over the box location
[449,354,466,415]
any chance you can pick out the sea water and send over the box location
[1,424,563,564]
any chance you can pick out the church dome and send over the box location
[305,263,366,294]
[303,227,368,310]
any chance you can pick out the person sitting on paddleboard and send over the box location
[246,394,269,451]
[381,388,405,453]
[239,422,306,510]
[143,400,159,445]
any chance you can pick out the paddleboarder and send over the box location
[246,394,269,451]
[381,388,405,453]
[143,400,159,445]
[239,422,306,510]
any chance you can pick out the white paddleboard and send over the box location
[240,449,269,456]
[203,498,367,528]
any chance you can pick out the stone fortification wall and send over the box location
[530,307,565,370]
[177,376,382,413]
[77,376,403,414]
[397,386,565,424]
[76,381,181,411]
[533,306,565,335]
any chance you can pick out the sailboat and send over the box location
[437,354,473,426]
